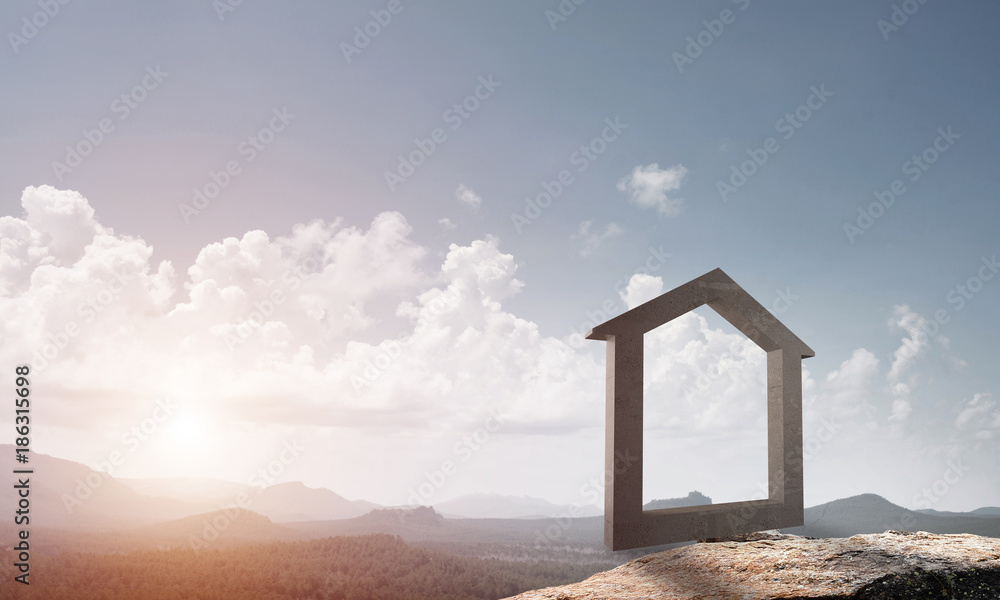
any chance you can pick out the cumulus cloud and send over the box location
[455,184,482,210]
[816,348,880,420]
[619,273,663,309]
[616,163,687,217]
[2,186,993,508]
[571,220,623,257]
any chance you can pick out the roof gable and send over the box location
[586,267,814,358]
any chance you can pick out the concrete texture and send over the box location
[586,268,814,550]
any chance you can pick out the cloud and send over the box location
[618,273,662,310]
[3,186,994,509]
[887,304,932,385]
[616,163,687,217]
[885,304,951,422]
[571,220,623,257]
[438,217,456,230]
[815,348,880,420]
[455,184,482,210]
[955,393,1000,440]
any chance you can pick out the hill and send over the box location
[118,475,376,520]
[782,493,1000,538]
[643,490,713,511]
[0,444,210,529]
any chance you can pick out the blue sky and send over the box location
[1,1,997,513]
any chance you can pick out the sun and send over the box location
[167,409,208,445]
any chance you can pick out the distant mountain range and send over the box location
[433,492,602,519]
[2,445,997,546]
[0,445,600,525]
[118,476,377,521]
[0,446,211,529]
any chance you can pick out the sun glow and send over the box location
[167,409,208,445]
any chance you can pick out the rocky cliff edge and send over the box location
[504,531,1000,599]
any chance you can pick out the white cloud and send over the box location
[455,184,482,210]
[438,217,456,230]
[618,273,662,309]
[2,186,995,509]
[616,163,687,217]
[887,304,932,385]
[815,348,880,421]
[884,304,952,422]
[571,220,623,257]
[955,393,1000,440]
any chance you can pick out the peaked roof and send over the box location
[585,268,814,358]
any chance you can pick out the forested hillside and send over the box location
[1,533,604,600]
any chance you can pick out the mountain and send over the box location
[0,446,374,530]
[250,481,371,521]
[0,444,211,529]
[782,493,1000,538]
[433,493,602,519]
[917,507,1000,518]
[119,477,377,521]
[643,490,712,511]
[7,445,996,546]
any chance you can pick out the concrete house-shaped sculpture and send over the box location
[586,268,815,550]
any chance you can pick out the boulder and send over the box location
[504,531,1000,599]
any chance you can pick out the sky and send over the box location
[0,1,997,513]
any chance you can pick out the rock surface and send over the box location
[504,531,1000,599]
